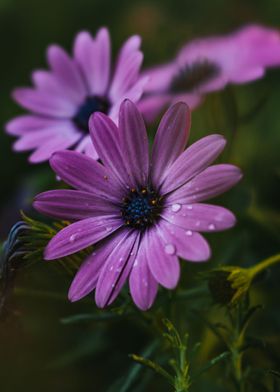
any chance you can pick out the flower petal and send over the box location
[129,235,158,310]
[47,44,86,101]
[28,134,80,163]
[34,189,118,221]
[160,134,226,194]
[12,88,77,117]
[146,227,180,289]
[89,112,130,187]
[109,37,143,102]
[159,219,211,262]
[5,115,70,136]
[95,230,139,308]
[91,27,111,96]
[68,230,126,302]
[151,102,191,187]
[50,150,125,202]
[163,203,236,232]
[167,164,242,204]
[118,100,149,185]
[44,216,123,260]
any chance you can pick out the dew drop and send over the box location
[142,278,148,287]
[109,265,114,271]
[116,267,121,273]
[133,259,138,268]
[186,205,193,210]
[195,220,201,227]
[69,234,77,243]
[171,203,182,212]
[164,243,176,255]
[208,223,216,230]
[186,230,193,236]
[106,226,112,232]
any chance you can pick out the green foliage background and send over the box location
[0,0,280,391]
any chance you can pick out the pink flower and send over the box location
[6,28,147,163]
[34,100,242,310]
[139,25,280,122]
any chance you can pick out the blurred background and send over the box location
[0,0,280,391]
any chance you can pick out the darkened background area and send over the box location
[0,1,280,391]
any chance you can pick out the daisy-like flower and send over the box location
[6,28,147,163]
[34,100,242,310]
[139,24,280,122]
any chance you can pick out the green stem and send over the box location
[250,253,280,277]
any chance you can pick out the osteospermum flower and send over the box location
[139,24,280,122]
[6,28,147,162]
[34,100,242,310]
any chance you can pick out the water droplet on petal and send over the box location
[164,244,176,255]
[186,205,193,210]
[186,230,193,236]
[171,203,182,212]
[109,265,114,271]
[69,234,77,243]
[133,259,138,268]
[106,226,112,232]
[195,220,201,227]
[142,278,148,287]
[111,283,116,288]
[208,223,216,230]
[116,267,121,273]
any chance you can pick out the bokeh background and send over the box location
[0,0,280,391]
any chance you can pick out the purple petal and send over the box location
[89,112,131,187]
[50,150,125,203]
[146,227,180,289]
[73,31,95,95]
[160,134,226,194]
[12,88,77,117]
[45,216,123,260]
[151,102,191,187]
[34,189,118,221]
[129,235,158,310]
[167,164,242,204]
[28,134,80,163]
[74,135,99,160]
[143,62,177,93]
[162,203,236,232]
[68,230,126,302]
[137,95,171,123]
[158,220,211,262]
[109,76,148,123]
[5,115,69,136]
[13,121,80,151]
[95,230,139,308]
[32,69,84,106]
[47,44,86,101]
[109,37,143,102]
[118,100,149,185]
[91,28,111,96]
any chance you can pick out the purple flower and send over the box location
[6,28,147,163]
[139,24,280,122]
[34,100,242,310]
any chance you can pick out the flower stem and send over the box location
[250,253,280,278]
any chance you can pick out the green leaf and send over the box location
[192,351,231,379]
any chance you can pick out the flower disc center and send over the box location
[170,59,220,93]
[121,188,162,229]
[73,96,110,132]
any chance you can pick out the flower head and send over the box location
[6,28,147,163]
[34,100,242,310]
[139,24,280,122]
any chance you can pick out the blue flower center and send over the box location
[121,188,163,229]
[170,59,220,93]
[73,96,110,133]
